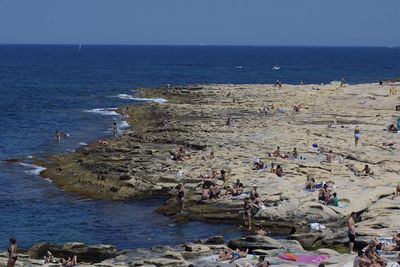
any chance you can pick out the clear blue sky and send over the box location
[1,0,399,46]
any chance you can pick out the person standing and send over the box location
[55,130,61,143]
[112,122,118,139]
[348,212,357,254]
[354,126,361,147]
[176,183,185,213]
[7,238,17,267]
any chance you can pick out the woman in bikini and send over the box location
[7,238,17,267]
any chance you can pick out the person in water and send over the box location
[7,238,17,267]
[55,130,61,143]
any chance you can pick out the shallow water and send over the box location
[0,45,399,249]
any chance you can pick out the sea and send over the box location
[0,45,399,249]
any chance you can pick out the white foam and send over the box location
[20,163,47,176]
[119,120,130,128]
[78,142,88,146]
[44,178,52,183]
[84,108,119,116]
[116,94,167,104]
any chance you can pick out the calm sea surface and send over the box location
[0,45,399,249]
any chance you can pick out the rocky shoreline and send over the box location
[34,82,400,265]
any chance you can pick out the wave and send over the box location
[84,108,119,116]
[19,163,47,176]
[116,94,167,104]
[119,120,130,128]
[78,142,88,146]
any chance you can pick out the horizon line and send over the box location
[0,43,398,48]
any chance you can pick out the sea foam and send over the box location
[117,94,167,104]
[19,163,47,176]
[84,108,119,116]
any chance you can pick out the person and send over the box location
[122,107,129,119]
[341,77,346,87]
[229,248,249,263]
[256,255,270,267]
[272,146,281,157]
[292,147,298,159]
[305,176,316,190]
[250,185,259,201]
[226,117,231,126]
[318,184,331,205]
[176,183,185,213]
[112,122,118,139]
[354,126,361,147]
[348,212,357,254]
[242,198,252,230]
[360,164,373,176]
[275,165,283,177]
[379,79,383,87]
[325,150,334,163]
[331,192,339,207]
[44,250,56,263]
[353,250,364,267]
[55,130,61,143]
[60,255,78,267]
[388,123,398,133]
[7,238,17,267]
[396,183,400,197]
[270,163,276,173]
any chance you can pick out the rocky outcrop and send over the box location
[39,83,400,259]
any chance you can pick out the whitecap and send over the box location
[78,142,88,146]
[84,108,119,116]
[116,94,167,104]
[19,163,47,176]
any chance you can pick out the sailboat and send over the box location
[78,43,82,52]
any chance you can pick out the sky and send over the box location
[1,0,399,46]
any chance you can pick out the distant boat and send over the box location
[78,43,82,52]
[272,66,280,70]
[236,66,243,69]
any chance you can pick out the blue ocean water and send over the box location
[0,45,399,249]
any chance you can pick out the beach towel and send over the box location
[278,253,329,264]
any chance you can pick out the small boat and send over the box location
[236,66,243,69]
[272,66,280,70]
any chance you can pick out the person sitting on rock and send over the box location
[360,164,374,176]
[325,150,334,163]
[318,184,331,205]
[210,184,221,199]
[388,123,398,133]
[251,197,266,211]
[250,185,260,201]
[330,192,339,207]
[292,147,298,159]
[201,183,211,200]
[275,165,284,177]
[272,146,281,157]
[60,255,78,267]
[44,251,56,263]
[305,176,316,190]
[396,183,400,197]
[270,163,276,173]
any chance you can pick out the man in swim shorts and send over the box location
[348,212,357,254]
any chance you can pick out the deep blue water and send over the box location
[0,45,399,249]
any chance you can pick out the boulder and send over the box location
[228,236,304,252]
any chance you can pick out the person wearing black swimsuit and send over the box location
[7,238,17,267]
